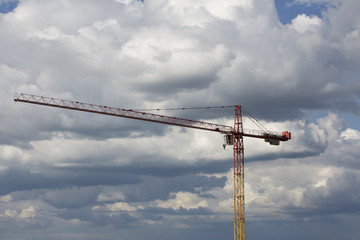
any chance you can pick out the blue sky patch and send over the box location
[275,0,327,24]
[0,0,18,14]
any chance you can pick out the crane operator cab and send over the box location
[223,134,234,149]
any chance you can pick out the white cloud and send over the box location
[340,128,360,140]
[19,205,36,218]
[30,26,62,40]
[105,201,138,212]
[0,205,36,219]
[1,0,360,239]
[2,209,17,218]
[0,194,12,203]
[317,112,347,139]
[155,192,208,210]
[289,14,322,33]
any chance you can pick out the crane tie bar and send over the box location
[131,105,237,112]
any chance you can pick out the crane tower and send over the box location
[14,93,291,240]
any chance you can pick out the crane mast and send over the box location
[14,93,291,240]
[233,105,245,240]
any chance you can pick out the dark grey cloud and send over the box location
[302,171,360,215]
[0,167,142,196]
[0,162,227,199]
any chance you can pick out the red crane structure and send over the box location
[14,93,291,240]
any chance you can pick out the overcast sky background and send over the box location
[1,0,360,239]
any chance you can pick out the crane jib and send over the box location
[14,93,291,141]
[14,93,234,133]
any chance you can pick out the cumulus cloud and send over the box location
[0,0,360,239]
[244,113,360,223]
[290,13,322,33]
[154,191,208,210]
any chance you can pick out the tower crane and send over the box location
[14,93,291,240]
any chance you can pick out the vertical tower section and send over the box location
[233,105,245,240]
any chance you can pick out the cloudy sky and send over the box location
[1,0,360,239]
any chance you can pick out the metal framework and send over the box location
[14,93,233,133]
[14,93,291,240]
[233,105,245,240]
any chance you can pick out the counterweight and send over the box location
[14,93,291,240]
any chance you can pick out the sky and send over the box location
[1,0,360,240]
